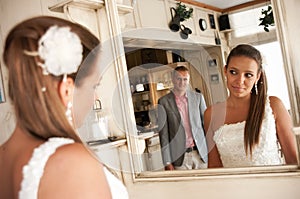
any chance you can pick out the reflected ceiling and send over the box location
[193,0,255,9]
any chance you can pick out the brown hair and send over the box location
[174,65,189,72]
[3,16,99,142]
[226,44,268,154]
[172,65,189,76]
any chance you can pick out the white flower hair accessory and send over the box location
[24,25,83,78]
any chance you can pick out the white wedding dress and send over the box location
[213,97,284,168]
[19,137,128,199]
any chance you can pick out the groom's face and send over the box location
[172,70,190,93]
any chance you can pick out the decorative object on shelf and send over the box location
[180,24,192,39]
[214,31,221,45]
[218,14,231,31]
[156,82,165,91]
[259,5,274,32]
[208,14,216,29]
[174,2,193,22]
[169,2,193,32]
[199,18,207,31]
[136,83,145,92]
[169,7,181,32]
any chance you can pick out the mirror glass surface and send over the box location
[122,4,298,175]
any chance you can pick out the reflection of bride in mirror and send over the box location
[204,44,298,168]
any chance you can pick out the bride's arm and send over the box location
[204,106,223,168]
[270,96,298,165]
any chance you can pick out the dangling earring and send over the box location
[255,82,258,95]
[66,101,73,124]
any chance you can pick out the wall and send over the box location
[0,0,65,144]
[128,175,300,199]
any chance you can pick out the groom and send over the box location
[158,66,208,170]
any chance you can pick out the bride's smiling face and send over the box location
[225,55,261,98]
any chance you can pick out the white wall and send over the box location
[128,175,300,199]
[0,0,65,144]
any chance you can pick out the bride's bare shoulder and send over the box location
[39,142,111,198]
[205,101,226,126]
[206,101,226,113]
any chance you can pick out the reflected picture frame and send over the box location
[0,63,6,103]
[210,74,219,84]
[208,59,217,67]
[208,14,216,29]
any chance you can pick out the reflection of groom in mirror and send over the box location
[158,66,208,170]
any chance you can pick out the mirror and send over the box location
[122,4,299,175]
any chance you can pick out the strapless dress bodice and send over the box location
[213,98,284,167]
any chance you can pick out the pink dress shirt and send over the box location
[174,92,194,148]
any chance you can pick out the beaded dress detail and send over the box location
[19,137,128,199]
[213,98,284,168]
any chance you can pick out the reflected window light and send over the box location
[255,42,291,110]
[229,5,274,38]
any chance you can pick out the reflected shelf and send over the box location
[49,0,105,12]
[49,0,133,15]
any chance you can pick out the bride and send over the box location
[204,44,298,168]
[0,16,128,198]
